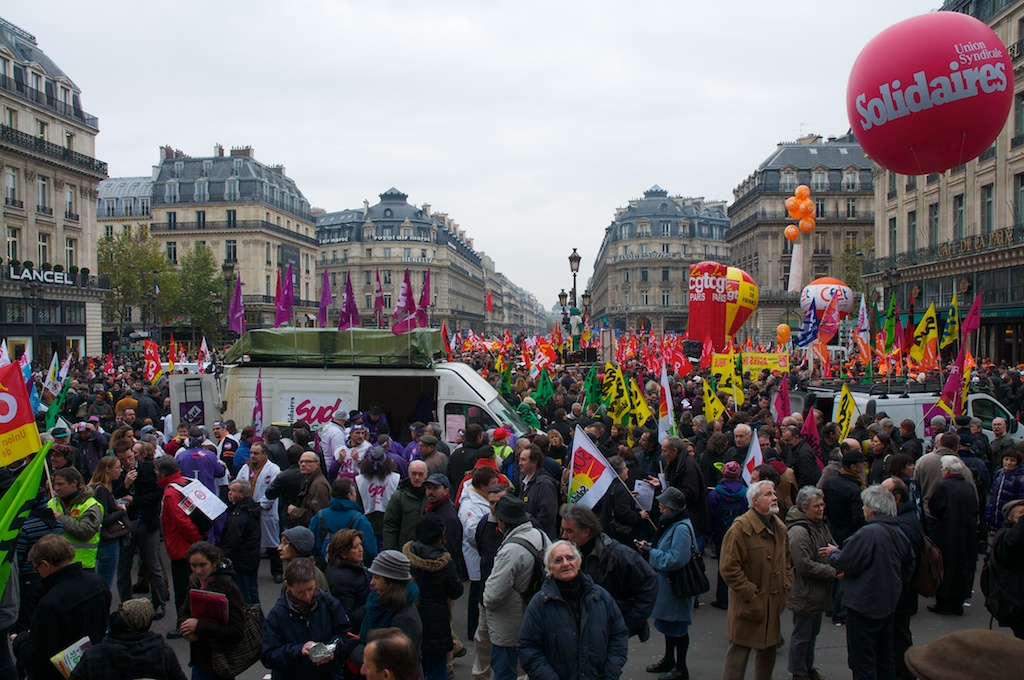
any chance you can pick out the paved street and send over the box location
[143,549,1014,679]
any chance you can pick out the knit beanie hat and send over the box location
[722,461,742,481]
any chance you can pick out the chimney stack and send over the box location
[230,145,253,158]
[214,143,224,157]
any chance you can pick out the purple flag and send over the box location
[940,345,967,415]
[801,405,821,460]
[416,269,431,328]
[317,269,333,328]
[374,269,385,328]
[274,264,294,328]
[252,368,264,438]
[961,294,982,340]
[338,272,361,330]
[392,269,418,334]
[228,276,246,335]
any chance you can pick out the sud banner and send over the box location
[567,425,615,508]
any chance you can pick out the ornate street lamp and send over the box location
[568,248,581,307]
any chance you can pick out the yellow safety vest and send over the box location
[47,495,102,569]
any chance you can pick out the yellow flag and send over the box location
[702,378,726,423]
[628,377,655,430]
[601,363,632,426]
[910,303,938,362]
[940,291,960,349]
[711,353,744,407]
[836,383,856,440]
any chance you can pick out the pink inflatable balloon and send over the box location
[847,12,1013,175]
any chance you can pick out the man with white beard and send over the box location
[719,480,793,680]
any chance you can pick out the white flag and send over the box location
[0,340,9,368]
[741,428,764,485]
[252,368,264,439]
[57,352,73,384]
[568,425,616,508]
[198,337,210,374]
[43,353,61,396]
[658,363,676,442]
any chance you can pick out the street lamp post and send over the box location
[20,283,40,365]
[557,289,569,361]
[568,248,581,308]
[222,260,236,341]
[581,289,591,316]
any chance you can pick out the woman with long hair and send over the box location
[355,447,400,550]
[546,429,569,468]
[325,529,370,630]
[176,542,246,680]
[89,455,125,590]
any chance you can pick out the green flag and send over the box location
[45,380,70,430]
[582,364,601,407]
[0,442,50,600]
[499,362,513,400]
[533,370,554,407]
[516,403,541,429]
[883,293,896,354]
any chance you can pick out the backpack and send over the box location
[506,536,544,604]
[712,490,747,540]
[314,509,359,570]
[911,534,944,597]
[981,531,1024,625]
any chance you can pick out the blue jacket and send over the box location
[308,498,379,564]
[648,511,695,623]
[261,590,351,680]
[517,573,628,680]
[827,515,915,619]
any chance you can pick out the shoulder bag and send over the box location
[668,522,710,598]
[210,603,263,677]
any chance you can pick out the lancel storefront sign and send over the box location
[7,266,77,286]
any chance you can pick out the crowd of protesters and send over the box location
[6,346,1024,680]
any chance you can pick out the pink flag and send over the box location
[392,269,418,334]
[338,272,361,331]
[416,269,431,328]
[774,376,792,419]
[373,269,385,327]
[801,405,821,459]
[228,276,246,335]
[818,293,840,344]
[940,345,967,415]
[317,269,333,328]
[284,263,295,308]
[961,294,982,340]
[252,368,264,438]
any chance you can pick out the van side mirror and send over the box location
[1012,419,1020,434]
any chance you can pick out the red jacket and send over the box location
[454,456,511,506]
[158,471,202,560]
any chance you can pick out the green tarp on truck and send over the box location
[222,328,444,367]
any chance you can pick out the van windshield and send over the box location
[489,395,532,435]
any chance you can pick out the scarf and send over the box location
[286,589,320,616]
[359,580,420,641]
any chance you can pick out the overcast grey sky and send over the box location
[9,0,939,310]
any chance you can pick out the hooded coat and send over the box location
[403,541,464,654]
[930,474,979,602]
[719,509,792,650]
[221,496,263,572]
[69,625,186,680]
[785,505,837,615]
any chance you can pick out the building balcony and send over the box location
[153,194,311,224]
[4,197,23,210]
[0,75,99,131]
[863,224,1024,275]
[64,210,79,222]
[730,210,874,235]
[149,219,318,246]
[36,205,52,216]
[0,125,107,176]
[980,146,996,162]
[318,256,349,265]
[100,208,151,219]
[241,294,319,309]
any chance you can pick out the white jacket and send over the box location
[458,487,491,581]
[483,522,550,647]
[236,460,281,548]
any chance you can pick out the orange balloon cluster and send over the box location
[784,185,816,241]
[776,324,791,344]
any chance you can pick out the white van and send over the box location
[220,328,530,444]
[790,382,1024,445]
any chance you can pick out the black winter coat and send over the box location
[176,564,246,673]
[893,500,925,617]
[221,497,263,572]
[665,453,709,537]
[69,628,186,680]
[326,560,369,630]
[113,459,162,528]
[599,480,644,544]
[426,497,465,577]
[580,533,657,640]
[13,563,110,680]
[262,591,351,680]
[403,541,464,654]
[930,475,979,601]
[822,471,865,546]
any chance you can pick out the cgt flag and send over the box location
[568,425,616,508]
[143,340,163,384]
[0,362,43,466]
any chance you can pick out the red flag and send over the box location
[88,357,95,372]
[522,339,532,373]
[801,404,821,459]
[818,293,840,343]
[961,294,982,340]
[486,291,493,313]
[774,376,792,419]
[104,352,114,376]
[143,340,163,384]
[0,362,42,466]
[699,334,713,370]
[441,321,453,361]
